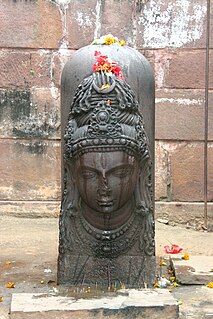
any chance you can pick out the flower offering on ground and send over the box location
[182,253,189,260]
[159,258,167,266]
[164,243,183,254]
[6,282,16,288]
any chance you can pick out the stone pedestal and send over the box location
[10,289,179,319]
[58,255,156,288]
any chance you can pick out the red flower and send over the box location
[111,65,125,80]
[164,244,183,254]
[93,51,124,80]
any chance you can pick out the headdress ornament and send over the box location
[64,52,150,162]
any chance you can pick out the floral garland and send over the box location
[93,51,124,83]
[92,34,125,46]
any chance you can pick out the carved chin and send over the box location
[96,202,114,214]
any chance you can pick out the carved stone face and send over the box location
[72,151,139,215]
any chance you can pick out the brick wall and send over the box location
[0,0,212,225]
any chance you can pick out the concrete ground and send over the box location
[0,216,213,318]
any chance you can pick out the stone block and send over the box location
[100,0,134,46]
[152,49,175,88]
[140,49,155,74]
[66,0,97,49]
[171,142,204,201]
[0,139,61,201]
[155,141,169,200]
[211,1,213,49]
[0,50,52,89]
[171,142,212,202]
[164,50,208,89]
[0,0,62,48]
[51,50,75,88]
[0,201,60,218]
[171,256,213,285]
[172,286,213,318]
[155,89,205,140]
[136,0,208,49]
[0,88,60,139]
[66,0,134,49]
[10,290,179,319]
[155,201,213,226]
[155,141,213,202]
[209,88,213,141]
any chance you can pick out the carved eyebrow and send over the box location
[78,166,98,172]
[78,164,134,174]
[107,164,134,174]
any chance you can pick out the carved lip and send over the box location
[97,199,114,207]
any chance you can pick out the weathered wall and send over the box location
[0,0,212,225]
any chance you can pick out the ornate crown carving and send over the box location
[64,67,150,163]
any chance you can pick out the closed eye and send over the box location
[79,169,97,179]
[111,167,133,178]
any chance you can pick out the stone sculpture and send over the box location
[58,42,155,288]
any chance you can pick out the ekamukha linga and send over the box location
[58,35,155,288]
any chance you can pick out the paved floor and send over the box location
[0,216,213,318]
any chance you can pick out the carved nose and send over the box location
[98,177,111,196]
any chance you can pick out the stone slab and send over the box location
[171,256,213,285]
[0,0,62,48]
[10,289,179,319]
[172,286,213,318]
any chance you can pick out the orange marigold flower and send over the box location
[207,282,213,288]
[159,259,167,266]
[104,36,115,45]
[6,282,16,288]
[119,40,126,46]
[182,253,189,260]
[92,35,125,47]
[168,269,173,274]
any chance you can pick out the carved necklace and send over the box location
[80,212,135,241]
[74,210,141,258]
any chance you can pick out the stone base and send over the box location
[58,255,156,288]
[171,256,213,285]
[10,289,179,319]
